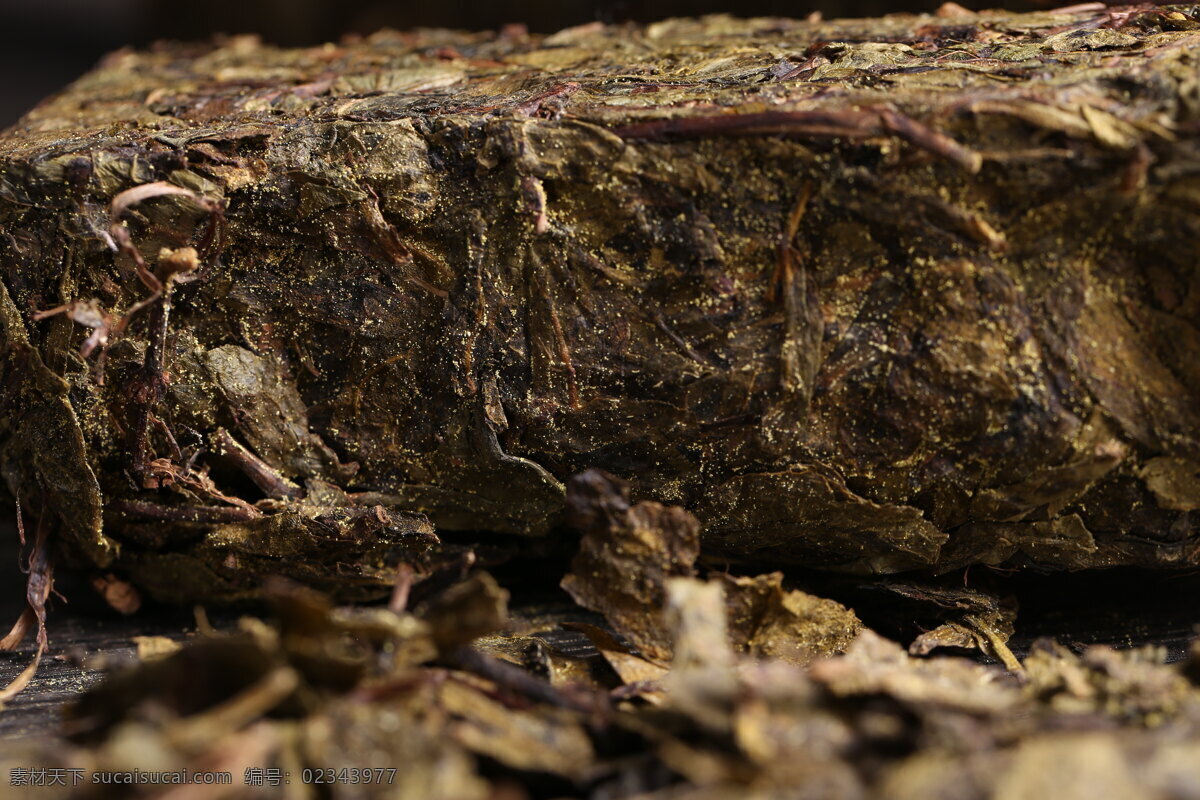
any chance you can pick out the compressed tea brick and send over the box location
[1,8,1199,599]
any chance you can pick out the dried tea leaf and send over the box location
[418,571,509,654]
[563,474,864,672]
[990,734,1143,800]
[91,573,142,615]
[886,583,1021,671]
[132,635,182,662]
[304,702,489,800]
[63,635,292,743]
[663,578,739,735]
[718,572,861,666]
[808,630,1019,716]
[1024,639,1199,720]
[1043,28,1140,52]
[563,622,671,689]
[1140,457,1200,511]
[437,675,596,779]
[33,573,1200,800]
[562,470,700,664]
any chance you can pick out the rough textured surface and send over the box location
[7,575,1200,800]
[562,470,702,663]
[562,469,860,665]
[2,7,1200,599]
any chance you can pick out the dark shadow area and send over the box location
[822,567,1200,665]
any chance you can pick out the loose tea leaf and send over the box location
[883,582,1021,670]
[562,470,700,663]
[563,621,671,689]
[562,470,861,667]
[131,635,182,662]
[1,7,1199,602]
[0,555,1197,799]
[718,572,862,667]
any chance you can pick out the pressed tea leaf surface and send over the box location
[0,8,1199,600]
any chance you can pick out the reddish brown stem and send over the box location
[1,506,55,703]
[616,107,983,173]
[879,108,983,174]
[212,428,302,501]
[389,564,415,613]
[448,646,604,715]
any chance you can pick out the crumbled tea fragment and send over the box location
[718,572,861,666]
[562,470,700,664]
[562,471,862,668]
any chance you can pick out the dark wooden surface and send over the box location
[0,515,205,741]
[0,605,197,741]
[3,517,1198,741]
